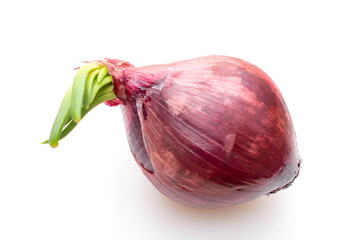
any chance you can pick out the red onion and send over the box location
[43,55,301,208]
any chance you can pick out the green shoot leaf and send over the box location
[42,63,117,148]
[71,63,103,122]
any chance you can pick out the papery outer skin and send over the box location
[104,56,300,208]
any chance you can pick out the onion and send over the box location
[43,55,301,208]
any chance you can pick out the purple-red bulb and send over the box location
[103,55,300,208]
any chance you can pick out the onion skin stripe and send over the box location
[147,96,275,175]
[144,102,242,177]
[168,83,293,142]
[164,85,293,160]
[142,96,274,190]
[122,102,154,173]
[143,105,262,197]
[145,102,274,176]
[168,76,294,144]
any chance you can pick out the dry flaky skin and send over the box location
[104,56,301,208]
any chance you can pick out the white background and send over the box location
[1,0,359,239]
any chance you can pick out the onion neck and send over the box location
[94,58,134,105]
[42,63,120,148]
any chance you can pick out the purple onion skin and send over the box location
[104,56,300,208]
